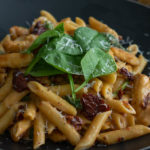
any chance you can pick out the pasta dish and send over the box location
[0,10,149,150]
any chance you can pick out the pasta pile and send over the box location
[0,10,149,150]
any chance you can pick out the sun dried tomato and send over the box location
[118,89,124,99]
[13,71,34,92]
[119,67,134,81]
[31,21,47,35]
[65,115,83,131]
[81,94,110,120]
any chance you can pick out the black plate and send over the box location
[0,0,150,150]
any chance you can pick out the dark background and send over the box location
[0,0,150,150]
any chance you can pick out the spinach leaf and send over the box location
[50,34,83,55]
[65,95,82,109]
[74,27,110,52]
[92,48,117,77]
[42,50,83,75]
[25,44,48,75]
[90,34,110,51]
[81,48,117,80]
[74,27,98,51]
[68,74,76,101]
[29,59,64,77]
[25,23,64,54]
[104,33,125,49]
[54,23,64,33]
[25,33,84,75]
[81,48,99,80]
[44,21,54,30]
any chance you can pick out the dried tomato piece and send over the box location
[13,71,34,92]
[31,21,47,35]
[81,94,110,120]
[142,93,150,109]
[119,67,134,81]
[65,115,83,131]
[118,89,124,99]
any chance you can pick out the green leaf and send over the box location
[81,48,117,80]
[54,23,64,33]
[26,30,60,54]
[103,33,126,50]
[81,48,99,80]
[42,50,83,75]
[65,96,82,109]
[90,34,110,51]
[25,23,64,54]
[44,21,54,30]
[29,59,64,77]
[68,74,76,101]
[50,34,83,55]
[74,27,98,51]
[92,48,117,78]
[74,27,110,52]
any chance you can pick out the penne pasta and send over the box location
[48,84,84,97]
[0,90,28,117]
[37,100,80,145]
[97,125,150,145]
[0,103,25,134]
[9,26,29,40]
[46,121,55,134]
[112,113,127,129]
[48,130,66,142]
[105,99,136,114]
[75,17,86,27]
[28,81,77,115]
[2,34,37,53]
[133,55,147,74]
[126,114,135,126]
[127,44,139,55]
[33,112,45,149]
[0,53,33,68]
[91,78,103,93]
[24,100,36,120]
[89,17,119,39]
[0,70,13,102]
[111,47,139,66]
[101,82,113,99]
[40,10,57,24]
[75,111,111,150]
[100,72,117,85]
[11,119,32,142]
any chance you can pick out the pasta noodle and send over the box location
[11,119,32,142]
[75,111,111,150]
[0,53,33,68]
[0,70,13,102]
[97,125,150,145]
[28,81,77,115]
[37,100,80,145]
[33,112,45,149]
[0,90,28,117]
[48,130,66,142]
